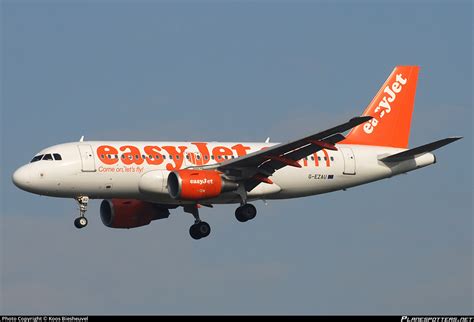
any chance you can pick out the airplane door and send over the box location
[340,147,356,175]
[77,144,96,172]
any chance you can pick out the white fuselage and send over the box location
[12,141,436,205]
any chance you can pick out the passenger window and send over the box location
[311,156,314,161]
[204,155,208,160]
[211,155,215,160]
[318,157,321,161]
[43,154,53,161]
[31,155,44,162]
[53,153,62,160]
[330,156,334,161]
[155,155,160,159]
[176,155,180,160]
[169,155,173,160]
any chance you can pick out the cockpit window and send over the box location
[42,154,53,161]
[30,153,62,162]
[30,155,43,163]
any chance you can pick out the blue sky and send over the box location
[1,0,472,314]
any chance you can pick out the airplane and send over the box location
[12,66,462,240]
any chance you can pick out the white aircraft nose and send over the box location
[12,166,31,190]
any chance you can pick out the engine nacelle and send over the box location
[100,199,170,229]
[138,170,168,195]
[167,170,238,200]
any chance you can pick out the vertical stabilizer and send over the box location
[343,66,419,148]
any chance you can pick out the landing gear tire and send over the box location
[189,221,211,240]
[235,210,248,222]
[190,224,200,239]
[74,217,88,229]
[235,204,257,222]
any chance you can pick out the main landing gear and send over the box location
[184,205,211,240]
[235,204,257,222]
[184,203,258,240]
[234,185,257,223]
[184,186,258,240]
[74,196,89,229]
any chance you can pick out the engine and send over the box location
[167,170,238,200]
[100,199,170,229]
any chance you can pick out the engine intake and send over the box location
[100,199,170,229]
[167,170,238,200]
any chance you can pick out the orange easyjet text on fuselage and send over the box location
[96,142,331,170]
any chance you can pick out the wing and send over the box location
[193,116,372,191]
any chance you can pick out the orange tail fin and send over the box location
[343,66,419,148]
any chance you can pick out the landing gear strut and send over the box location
[184,205,211,240]
[74,196,89,229]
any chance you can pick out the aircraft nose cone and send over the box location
[12,166,31,190]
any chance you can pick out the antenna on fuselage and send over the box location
[79,135,84,142]
[265,137,270,143]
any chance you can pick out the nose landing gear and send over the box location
[74,196,89,229]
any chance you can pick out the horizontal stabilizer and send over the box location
[380,137,462,162]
